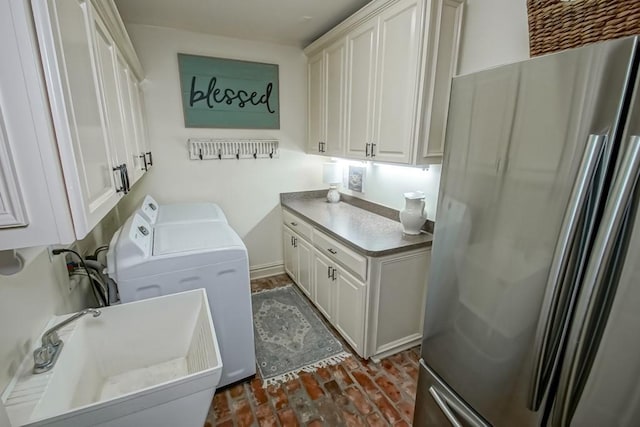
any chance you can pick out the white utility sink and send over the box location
[2,289,222,427]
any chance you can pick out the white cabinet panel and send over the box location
[307,52,324,154]
[417,0,464,162]
[283,227,297,281]
[373,0,421,163]
[324,39,347,157]
[298,238,313,298]
[313,251,334,321]
[33,0,121,239]
[0,110,28,228]
[283,226,313,299]
[0,0,75,249]
[345,19,377,159]
[92,9,129,189]
[116,53,144,185]
[335,268,366,354]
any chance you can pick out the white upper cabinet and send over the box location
[372,0,421,163]
[345,18,378,159]
[307,39,347,156]
[0,0,75,250]
[305,0,463,165]
[30,0,149,241]
[307,52,325,154]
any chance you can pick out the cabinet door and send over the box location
[345,19,378,159]
[131,78,151,169]
[335,267,366,355]
[297,237,313,298]
[115,52,144,185]
[417,0,463,162]
[33,0,121,239]
[373,0,421,163]
[92,9,130,184]
[324,39,346,157]
[308,52,324,154]
[313,251,334,322]
[283,227,297,281]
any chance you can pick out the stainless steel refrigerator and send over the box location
[414,36,640,426]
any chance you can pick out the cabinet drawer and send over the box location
[283,209,313,241]
[313,229,367,281]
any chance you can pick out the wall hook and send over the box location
[199,148,203,160]
[236,150,240,159]
[253,150,257,159]
[218,149,222,160]
[269,148,274,158]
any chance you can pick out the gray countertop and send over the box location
[281,192,433,257]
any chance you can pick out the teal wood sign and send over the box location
[178,54,280,129]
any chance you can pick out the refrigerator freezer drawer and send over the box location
[414,360,490,427]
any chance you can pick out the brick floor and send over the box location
[205,274,420,426]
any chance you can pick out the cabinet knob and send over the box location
[290,222,298,227]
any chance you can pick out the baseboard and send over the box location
[250,262,285,280]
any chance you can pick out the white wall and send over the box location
[457,0,530,75]
[0,207,121,393]
[119,24,325,271]
[337,161,441,221]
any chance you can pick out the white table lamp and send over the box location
[323,162,342,203]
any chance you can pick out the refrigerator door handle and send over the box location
[553,135,640,426]
[528,134,606,410]
[429,387,464,427]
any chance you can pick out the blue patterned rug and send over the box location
[252,285,351,386]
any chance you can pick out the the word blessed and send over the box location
[189,76,276,113]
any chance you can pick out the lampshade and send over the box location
[323,162,342,184]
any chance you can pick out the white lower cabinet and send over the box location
[283,227,313,299]
[313,251,334,321]
[334,266,366,356]
[283,208,430,359]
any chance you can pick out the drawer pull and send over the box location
[290,222,298,226]
[327,248,338,255]
[327,266,332,278]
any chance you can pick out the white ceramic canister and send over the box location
[400,191,427,235]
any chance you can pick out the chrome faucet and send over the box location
[33,308,101,374]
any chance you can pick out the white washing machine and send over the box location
[138,194,228,226]
[107,213,255,388]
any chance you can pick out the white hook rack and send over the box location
[188,138,279,160]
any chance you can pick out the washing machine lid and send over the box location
[157,203,228,225]
[153,222,244,256]
[138,194,228,226]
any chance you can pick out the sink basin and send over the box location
[2,289,222,427]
